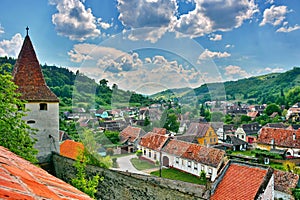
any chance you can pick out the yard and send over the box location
[150,168,207,185]
[130,158,157,171]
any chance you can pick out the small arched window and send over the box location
[40,103,47,111]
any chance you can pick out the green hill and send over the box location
[151,67,300,105]
[0,56,155,111]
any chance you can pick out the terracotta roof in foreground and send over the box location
[211,162,273,200]
[60,140,84,160]
[0,146,91,199]
[12,34,58,102]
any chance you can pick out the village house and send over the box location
[286,102,300,122]
[211,161,274,200]
[247,111,260,120]
[234,127,247,141]
[119,126,146,153]
[138,130,225,181]
[162,139,225,181]
[176,123,218,146]
[257,127,300,158]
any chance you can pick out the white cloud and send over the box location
[97,18,112,30]
[49,0,100,41]
[199,49,231,60]
[264,67,284,73]
[0,33,23,58]
[260,5,288,26]
[209,34,222,41]
[0,25,4,35]
[174,0,258,38]
[224,65,249,79]
[225,44,235,48]
[276,24,300,33]
[70,43,205,94]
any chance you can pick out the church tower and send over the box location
[12,27,60,164]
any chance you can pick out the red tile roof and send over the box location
[0,146,91,199]
[274,170,299,194]
[152,128,167,135]
[60,140,84,160]
[139,132,169,151]
[211,163,272,200]
[120,126,145,143]
[247,111,259,118]
[258,127,300,148]
[12,35,59,102]
[163,139,225,168]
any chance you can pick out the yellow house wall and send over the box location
[257,143,272,151]
[197,127,218,145]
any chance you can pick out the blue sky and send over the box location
[0,0,300,94]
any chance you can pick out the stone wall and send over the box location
[52,154,210,200]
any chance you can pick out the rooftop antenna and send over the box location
[26,26,29,36]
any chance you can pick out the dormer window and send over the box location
[293,133,296,141]
[40,103,47,111]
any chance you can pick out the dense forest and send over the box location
[152,67,300,107]
[0,56,156,111]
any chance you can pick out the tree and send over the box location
[163,113,180,133]
[265,103,282,116]
[0,64,38,163]
[71,152,103,199]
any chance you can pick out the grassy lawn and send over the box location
[111,153,135,159]
[150,168,206,185]
[230,150,255,157]
[130,158,157,171]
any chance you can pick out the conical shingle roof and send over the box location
[12,33,59,102]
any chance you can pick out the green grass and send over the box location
[130,158,157,171]
[150,168,206,185]
[230,150,255,157]
[111,153,135,159]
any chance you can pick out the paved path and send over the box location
[111,154,148,175]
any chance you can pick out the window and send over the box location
[204,139,207,145]
[208,168,212,174]
[201,165,204,171]
[39,103,47,111]
[210,138,212,143]
[181,159,184,166]
[143,150,146,155]
[188,161,191,168]
[241,135,244,139]
[194,163,198,170]
[175,157,179,164]
[154,153,157,160]
[214,138,216,143]
[27,120,35,124]
[148,150,151,158]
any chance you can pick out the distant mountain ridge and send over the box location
[151,67,300,105]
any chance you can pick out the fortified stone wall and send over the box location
[52,154,210,200]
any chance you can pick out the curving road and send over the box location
[111,154,149,175]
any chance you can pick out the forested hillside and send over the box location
[152,67,300,107]
[0,56,155,110]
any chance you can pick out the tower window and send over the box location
[27,120,36,124]
[40,103,47,111]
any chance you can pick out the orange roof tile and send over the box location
[258,127,300,148]
[163,139,225,168]
[0,146,91,199]
[152,128,167,135]
[12,34,58,102]
[211,163,272,200]
[60,140,84,160]
[139,132,169,151]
